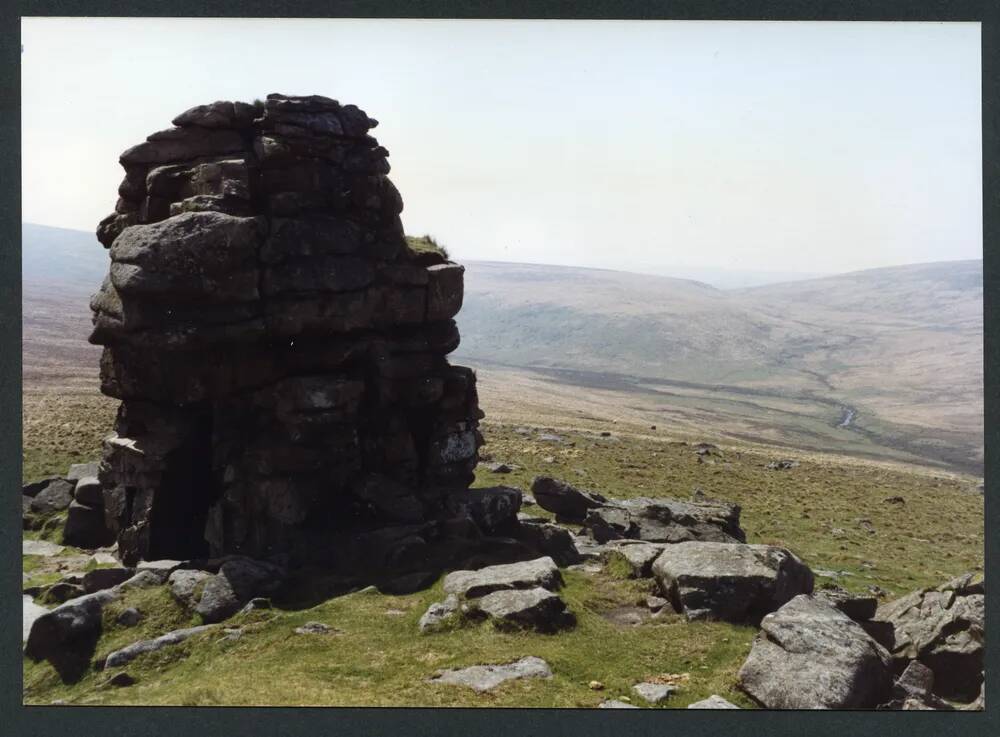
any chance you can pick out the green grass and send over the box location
[23,569,756,707]
[405,234,450,261]
[22,390,117,482]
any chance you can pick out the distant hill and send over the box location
[455,259,983,473]
[20,223,983,473]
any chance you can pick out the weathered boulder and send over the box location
[30,479,74,515]
[73,476,105,507]
[633,682,675,704]
[194,557,285,623]
[604,541,665,578]
[651,541,814,623]
[23,476,62,497]
[737,594,893,709]
[167,569,213,608]
[879,660,953,710]
[104,625,215,669]
[619,497,745,544]
[473,587,573,632]
[530,477,607,521]
[63,501,114,548]
[429,656,552,693]
[583,506,637,543]
[24,590,119,661]
[513,520,581,566]
[870,572,984,701]
[82,567,135,594]
[419,594,461,633]
[442,556,562,599]
[66,462,100,482]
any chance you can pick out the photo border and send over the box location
[3,2,996,736]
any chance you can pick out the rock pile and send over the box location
[88,94,484,567]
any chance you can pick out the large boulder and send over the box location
[870,572,983,701]
[738,594,894,709]
[24,590,119,661]
[513,520,581,566]
[651,541,814,623]
[619,497,745,544]
[530,477,607,521]
[443,556,562,599]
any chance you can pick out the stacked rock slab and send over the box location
[90,94,483,566]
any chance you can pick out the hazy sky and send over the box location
[21,18,982,275]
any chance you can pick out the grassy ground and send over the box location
[22,389,116,482]
[21,395,983,706]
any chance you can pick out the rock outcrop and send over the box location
[89,94,485,568]
[869,572,984,702]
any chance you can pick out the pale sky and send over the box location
[21,18,982,275]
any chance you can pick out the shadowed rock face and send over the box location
[90,94,484,566]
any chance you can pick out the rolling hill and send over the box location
[20,223,983,474]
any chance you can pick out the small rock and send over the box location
[633,682,675,703]
[42,582,85,605]
[113,570,166,592]
[485,462,514,474]
[646,595,669,611]
[294,621,336,635]
[104,671,136,688]
[220,627,243,641]
[30,479,74,515]
[598,700,639,709]
[883,496,905,504]
[589,680,605,690]
[239,597,272,614]
[116,607,142,627]
[136,560,184,582]
[419,594,460,633]
[73,476,104,507]
[430,656,552,693]
[168,569,213,608]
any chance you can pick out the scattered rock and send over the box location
[104,671,136,688]
[871,572,983,702]
[294,621,337,635]
[485,462,514,474]
[63,500,115,549]
[737,594,893,709]
[41,582,86,605]
[598,700,639,709]
[116,607,142,627]
[652,541,814,623]
[589,680,604,690]
[604,541,665,577]
[537,433,567,444]
[766,460,799,470]
[104,625,215,668]
[473,587,574,632]
[430,656,553,693]
[530,477,607,521]
[30,479,74,515]
[514,520,581,566]
[521,494,536,507]
[135,560,184,582]
[114,569,167,592]
[23,539,65,557]
[90,551,120,566]
[419,594,461,633]
[883,496,905,505]
[687,694,740,709]
[443,556,562,599]
[633,682,674,703]
[645,595,669,611]
[82,567,135,594]
[239,597,272,615]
